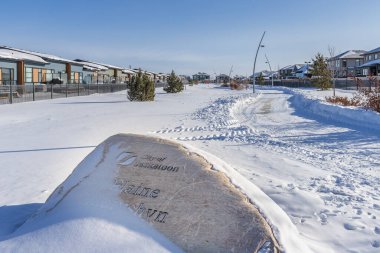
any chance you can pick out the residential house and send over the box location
[359,47,380,76]
[215,74,230,84]
[251,70,277,80]
[0,46,85,85]
[122,68,136,83]
[131,69,154,81]
[75,59,127,83]
[158,73,169,82]
[279,64,303,79]
[295,64,312,78]
[327,50,366,77]
[178,75,190,84]
[192,72,210,82]
[0,48,46,85]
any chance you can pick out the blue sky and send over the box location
[1,0,379,76]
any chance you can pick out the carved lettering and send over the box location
[136,203,146,215]
[142,155,167,162]
[135,203,169,223]
[116,179,161,199]
[133,184,143,195]
[147,208,157,218]
[150,189,160,198]
[139,187,151,197]
[154,211,168,223]
[134,162,180,173]
[126,184,135,194]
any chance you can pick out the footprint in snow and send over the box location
[343,223,365,231]
[371,240,380,248]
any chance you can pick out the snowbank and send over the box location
[263,86,380,132]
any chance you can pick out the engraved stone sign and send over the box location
[111,134,279,253]
[27,134,279,253]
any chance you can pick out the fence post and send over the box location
[77,82,80,96]
[33,83,35,101]
[66,82,68,97]
[9,84,13,104]
[51,83,53,99]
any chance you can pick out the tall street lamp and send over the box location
[265,54,274,87]
[252,31,266,93]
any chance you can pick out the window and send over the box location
[342,60,347,68]
[25,67,44,83]
[0,68,14,85]
[375,54,378,60]
[25,67,32,82]
[369,55,372,61]
[45,69,54,82]
[71,72,83,83]
[355,59,360,66]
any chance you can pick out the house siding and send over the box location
[361,49,380,76]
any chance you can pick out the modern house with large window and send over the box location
[0,48,46,85]
[0,46,86,85]
[327,50,366,77]
[359,47,380,76]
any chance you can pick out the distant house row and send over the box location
[0,46,169,85]
[279,46,380,79]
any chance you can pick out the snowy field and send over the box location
[0,84,379,252]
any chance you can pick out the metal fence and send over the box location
[0,82,128,105]
[262,77,377,90]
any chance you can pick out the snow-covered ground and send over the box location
[0,84,379,252]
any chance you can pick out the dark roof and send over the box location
[193,72,209,76]
[359,59,380,68]
[362,47,380,55]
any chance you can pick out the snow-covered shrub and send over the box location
[360,76,380,113]
[230,81,244,90]
[326,76,380,113]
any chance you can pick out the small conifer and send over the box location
[127,70,155,101]
[310,53,332,90]
[164,70,184,93]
